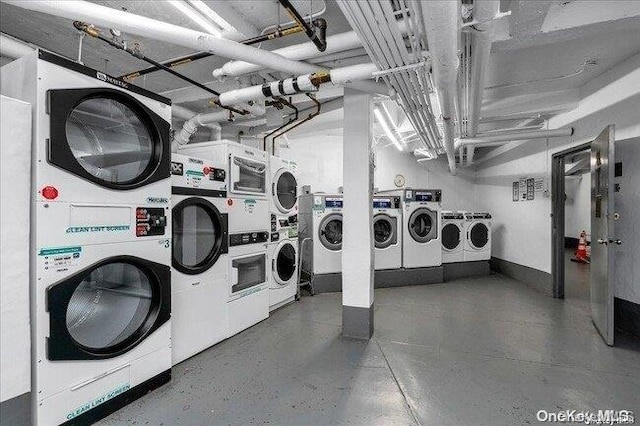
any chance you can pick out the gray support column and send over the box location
[341,88,374,339]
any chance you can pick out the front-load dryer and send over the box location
[179,140,269,199]
[373,196,402,270]
[441,211,465,263]
[299,194,343,275]
[269,155,298,230]
[463,212,492,261]
[402,189,442,268]
[228,232,270,336]
[268,227,298,311]
[1,51,172,425]
[170,153,229,365]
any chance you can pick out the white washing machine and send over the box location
[298,194,343,275]
[441,211,466,263]
[401,189,443,268]
[373,195,402,270]
[268,227,298,311]
[179,140,269,199]
[1,51,172,425]
[170,153,229,365]
[464,212,492,261]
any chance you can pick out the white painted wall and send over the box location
[565,172,591,240]
[475,53,640,301]
[374,143,477,211]
[613,138,640,305]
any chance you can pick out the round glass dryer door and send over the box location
[469,222,489,249]
[48,88,170,190]
[442,223,461,251]
[408,208,437,243]
[373,214,397,249]
[274,170,298,213]
[66,262,153,350]
[46,257,170,360]
[172,198,228,275]
[274,241,297,285]
[66,98,154,184]
[319,213,343,251]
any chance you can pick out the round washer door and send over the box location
[441,222,462,251]
[318,213,343,251]
[273,240,298,286]
[408,208,438,243]
[468,221,489,250]
[273,169,298,213]
[46,256,170,360]
[373,214,397,249]
[172,197,228,275]
[48,88,170,189]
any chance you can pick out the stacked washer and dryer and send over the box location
[268,156,299,311]
[170,153,229,365]
[2,51,172,425]
[179,141,271,336]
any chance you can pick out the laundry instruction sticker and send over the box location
[66,383,130,421]
[38,246,82,256]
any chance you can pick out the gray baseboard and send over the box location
[312,273,342,293]
[615,297,640,338]
[1,392,30,426]
[443,261,490,281]
[490,257,553,296]
[312,266,445,294]
[403,266,444,286]
[342,303,374,340]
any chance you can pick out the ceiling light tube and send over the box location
[374,107,403,151]
[168,0,222,36]
[187,0,236,33]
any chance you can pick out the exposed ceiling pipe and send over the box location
[212,20,407,80]
[3,0,323,76]
[480,112,543,123]
[218,63,378,106]
[465,0,500,166]
[421,1,461,174]
[0,33,35,58]
[454,127,574,149]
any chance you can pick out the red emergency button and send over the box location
[227,199,233,206]
[41,186,59,200]
[203,166,210,175]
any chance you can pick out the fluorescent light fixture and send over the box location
[168,0,222,36]
[188,0,236,33]
[374,106,403,151]
[414,148,435,159]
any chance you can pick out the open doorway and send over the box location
[563,149,591,313]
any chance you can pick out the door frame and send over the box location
[551,142,591,299]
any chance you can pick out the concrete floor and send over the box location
[99,274,640,425]
[564,247,591,313]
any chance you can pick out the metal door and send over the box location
[590,125,618,346]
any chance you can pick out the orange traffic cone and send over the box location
[571,230,590,264]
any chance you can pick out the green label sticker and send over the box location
[38,246,82,256]
[186,170,204,176]
[244,199,256,204]
[66,383,130,421]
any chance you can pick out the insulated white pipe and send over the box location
[421,1,460,174]
[217,63,378,106]
[212,31,362,79]
[0,33,34,58]
[3,0,318,75]
[454,127,574,149]
[466,0,500,165]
